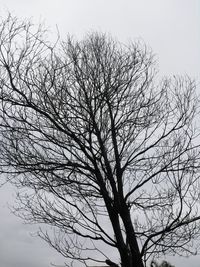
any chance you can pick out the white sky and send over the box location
[0,1,199,267]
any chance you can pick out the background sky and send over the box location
[0,1,199,267]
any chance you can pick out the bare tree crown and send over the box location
[0,15,199,267]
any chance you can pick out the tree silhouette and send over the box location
[0,15,199,267]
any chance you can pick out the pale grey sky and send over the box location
[0,1,199,267]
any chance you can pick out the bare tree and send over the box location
[0,15,199,267]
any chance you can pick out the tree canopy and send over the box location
[0,15,199,267]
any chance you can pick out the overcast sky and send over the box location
[0,1,199,267]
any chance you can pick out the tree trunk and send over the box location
[120,203,144,267]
